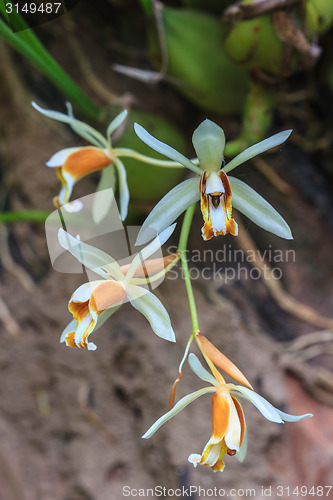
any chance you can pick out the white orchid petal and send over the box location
[60,319,77,343]
[71,281,103,304]
[229,177,293,239]
[135,178,201,246]
[188,353,219,386]
[46,147,82,167]
[32,102,107,148]
[230,385,283,423]
[125,224,176,283]
[192,119,225,172]
[114,158,129,221]
[92,167,117,224]
[127,285,175,342]
[142,387,215,438]
[58,229,124,280]
[224,130,292,173]
[236,425,248,463]
[107,109,128,139]
[134,123,202,174]
[224,396,241,451]
[276,409,313,422]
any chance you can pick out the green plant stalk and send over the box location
[178,203,200,334]
[0,210,51,223]
[0,16,100,121]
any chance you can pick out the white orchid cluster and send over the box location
[35,103,311,472]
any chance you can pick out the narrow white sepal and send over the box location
[58,229,124,281]
[142,387,215,438]
[188,353,219,386]
[127,285,175,342]
[229,385,284,423]
[229,177,293,239]
[32,101,107,148]
[135,178,201,246]
[107,109,128,139]
[114,158,129,221]
[224,130,292,173]
[92,167,116,224]
[192,119,225,172]
[276,409,313,422]
[134,123,202,174]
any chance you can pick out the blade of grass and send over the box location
[0,210,51,223]
[0,11,101,121]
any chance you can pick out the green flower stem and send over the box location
[178,203,200,334]
[0,210,51,223]
[113,148,199,168]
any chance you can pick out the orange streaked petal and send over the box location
[196,334,253,390]
[89,280,126,314]
[120,253,179,278]
[69,300,90,322]
[232,396,246,447]
[63,147,111,180]
[211,393,230,442]
[65,331,77,348]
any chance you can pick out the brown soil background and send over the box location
[0,2,332,500]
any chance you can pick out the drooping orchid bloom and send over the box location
[58,225,179,350]
[32,102,129,219]
[134,119,293,245]
[143,336,312,472]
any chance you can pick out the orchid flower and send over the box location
[134,119,293,245]
[143,337,312,472]
[32,102,129,220]
[58,224,179,350]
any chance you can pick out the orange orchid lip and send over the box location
[200,170,238,241]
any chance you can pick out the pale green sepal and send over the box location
[188,353,219,386]
[276,409,313,422]
[224,130,292,173]
[107,109,128,140]
[229,385,283,423]
[142,387,215,439]
[60,319,77,343]
[127,285,175,342]
[192,119,225,172]
[229,177,293,239]
[114,158,129,221]
[58,229,124,281]
[236,425,248,463]
[92,166,117,224]
[125,224,176,283]
[134,123,202,175]
[136,178,201,246]
[65,102,107,148]
[32,102,107,149]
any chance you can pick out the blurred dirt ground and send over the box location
[0,2,333,500]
